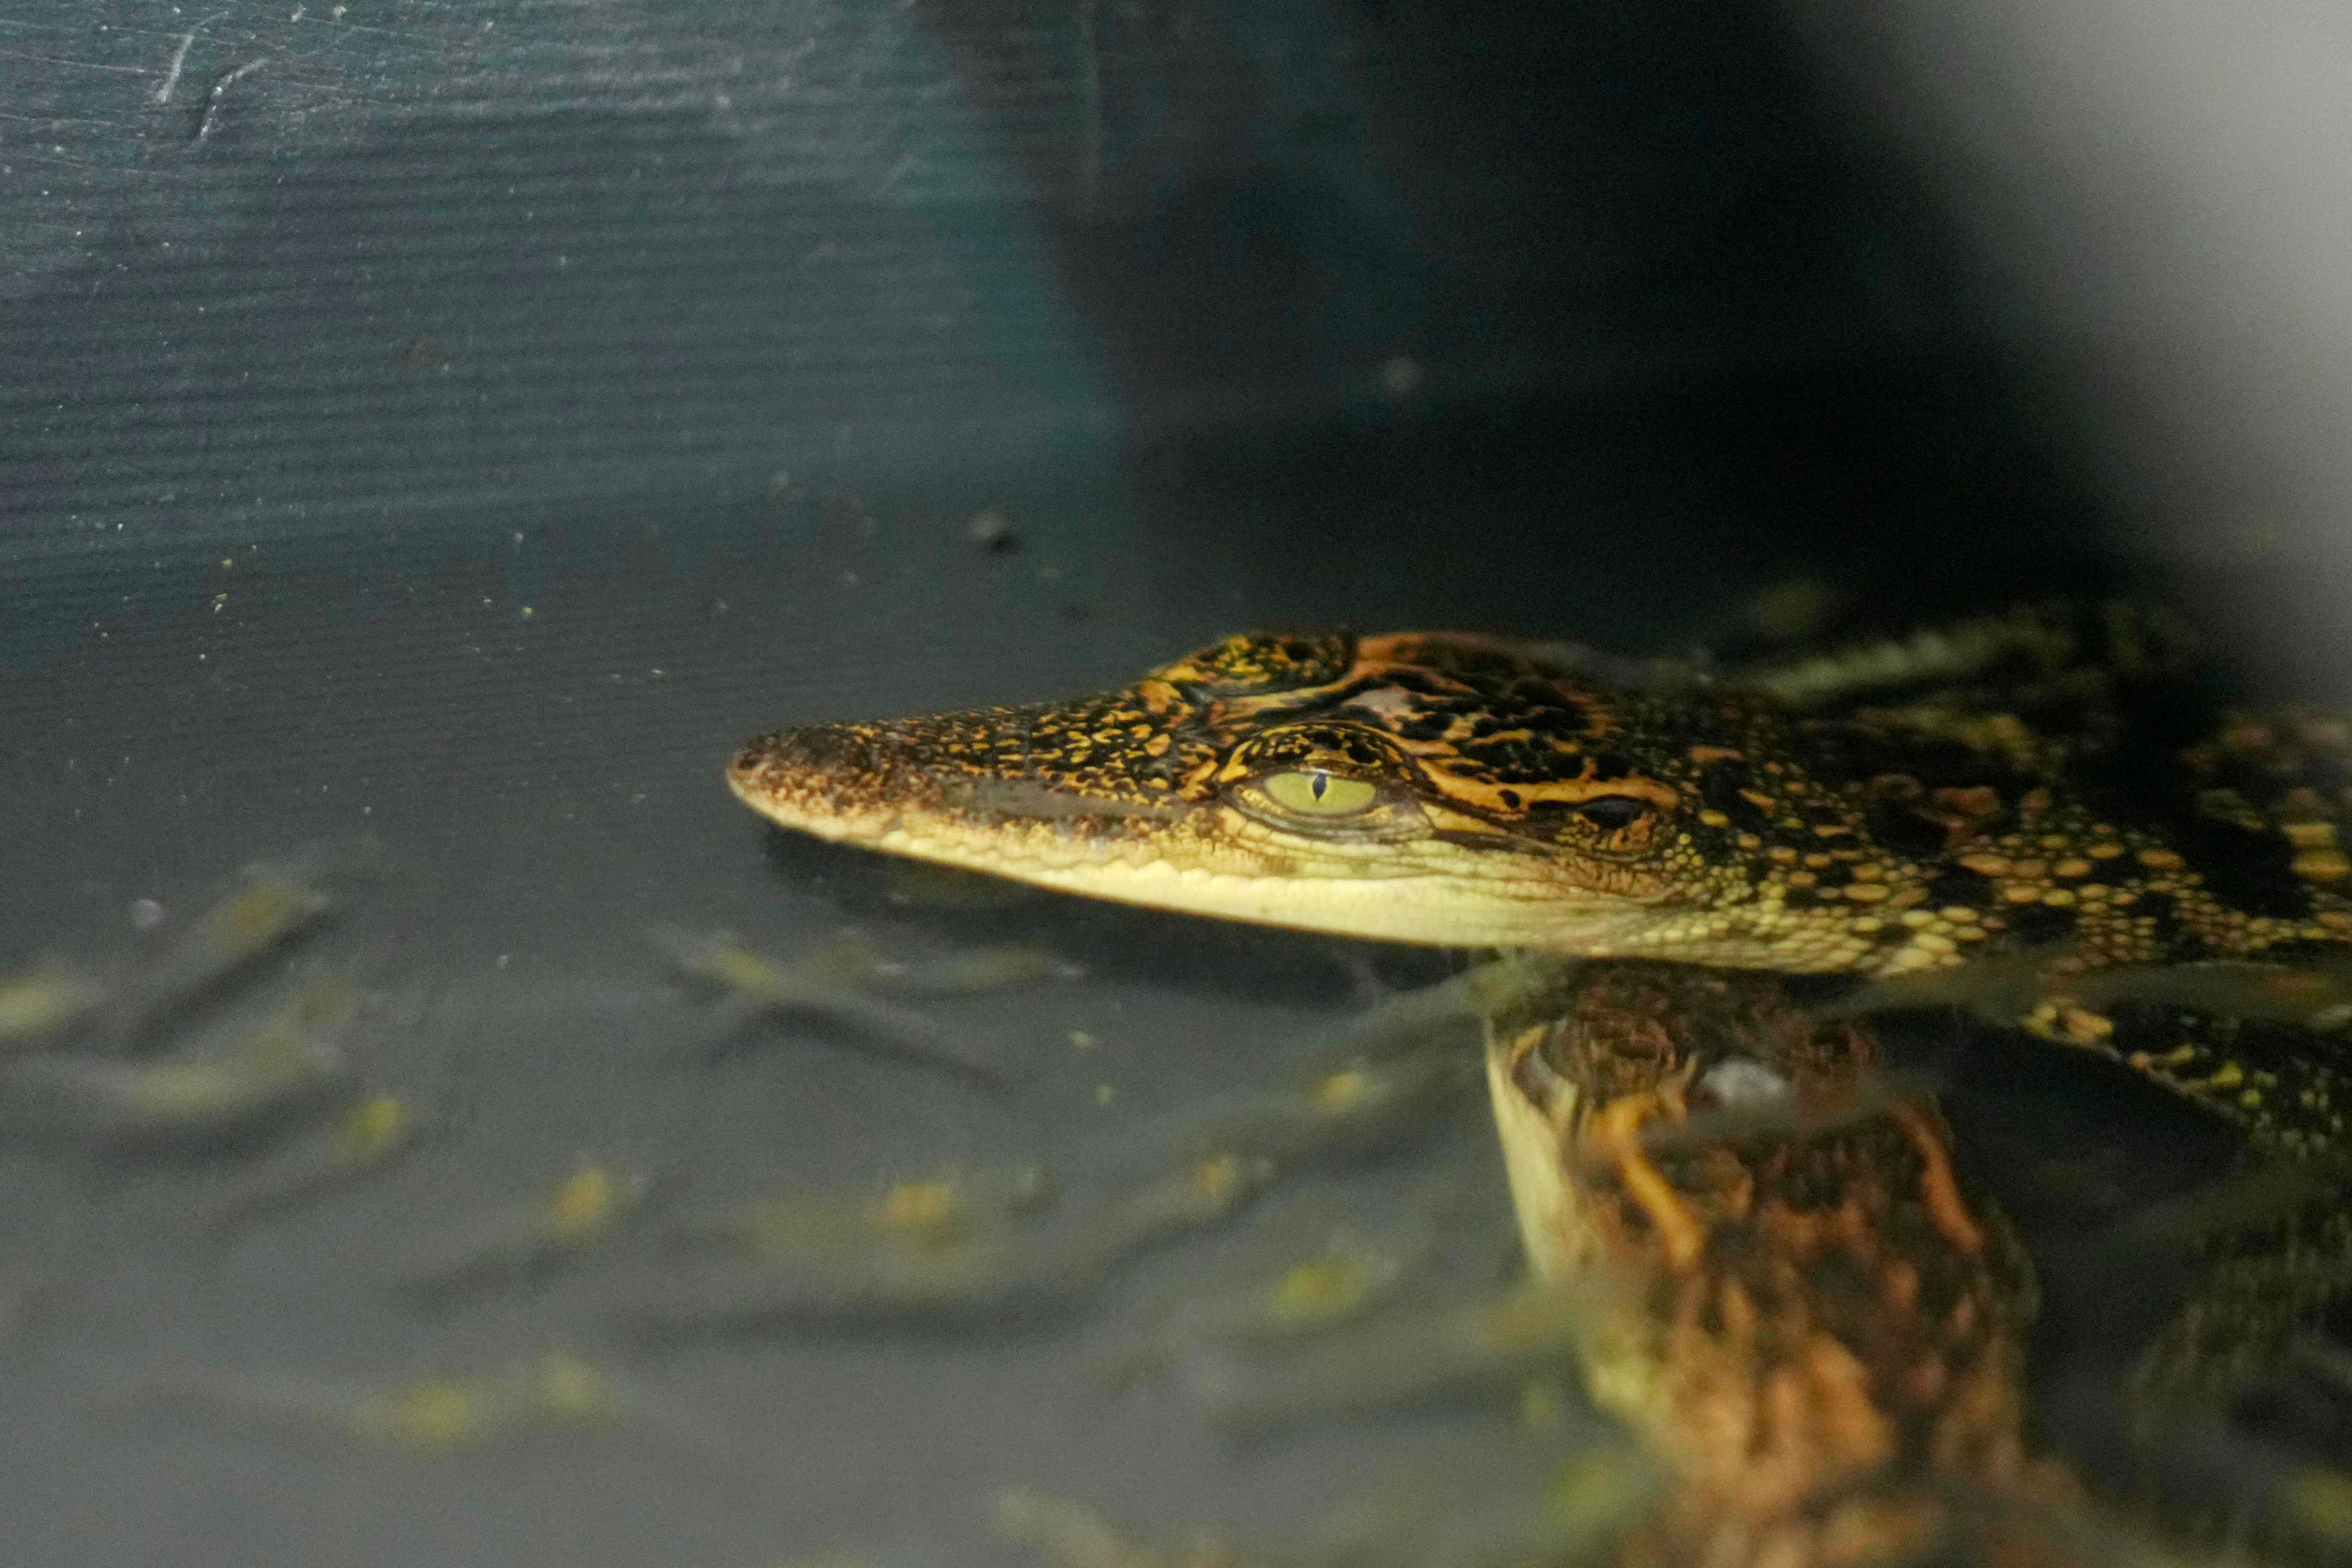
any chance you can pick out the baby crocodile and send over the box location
[729,605,2352,1562]
[733,606,2352,1144]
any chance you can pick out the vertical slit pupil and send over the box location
[1579,797,1646,830]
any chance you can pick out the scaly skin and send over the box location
[731,612,2352,1143]
[729,608,2352,1565]
[730,616,2352,976]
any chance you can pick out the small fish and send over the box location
[2098,1144,2352,1257]
[0,974,359,1150]
[1297,957,1561,1065]
[141,1347,626,1455]
[1088,1220,1432,1390]
[1191,1283,1598,1436]
[610,1153,1281,1338]
[86,869,340,1050]
[1619,1068,1939,1163]
[1178,1051,1475,1169]
[616,1165,1063,1336]
[0,960,102,1050]
[995,1439,1657,1568]
[1055,1153,1282,1287]
[881,858,1033,910]
[185,1091,426,1233]
[1282,1442,1658,1568]
[680,1163,1058,1263]
[652,929,1009,1085]
[2073,958,2352,1031]
[863,943,1080,996]
[993,1489,1258,1568]
[608,1243,1055,1338]
[390,1160,653,1299]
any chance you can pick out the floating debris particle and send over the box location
[966,508,1019,553]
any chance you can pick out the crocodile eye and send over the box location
[1574,796,1651,831]
[1222,725,1429,842]
[1261,769,1378,816]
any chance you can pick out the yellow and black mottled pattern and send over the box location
[732,610,2352,972]
[731,608,2352,1145]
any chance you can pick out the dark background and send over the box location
[0,1,2314,1564]
[2,0,2152,916]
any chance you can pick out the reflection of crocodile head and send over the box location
[731,630,1812,960]
[1485,965,2071,1566]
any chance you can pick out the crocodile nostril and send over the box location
[775,725,869,773]
[734,722,893,779]
[729,725,864,801]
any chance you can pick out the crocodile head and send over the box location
[729,630,1799,958]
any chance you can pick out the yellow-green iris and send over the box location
[1261,769,1378,816]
